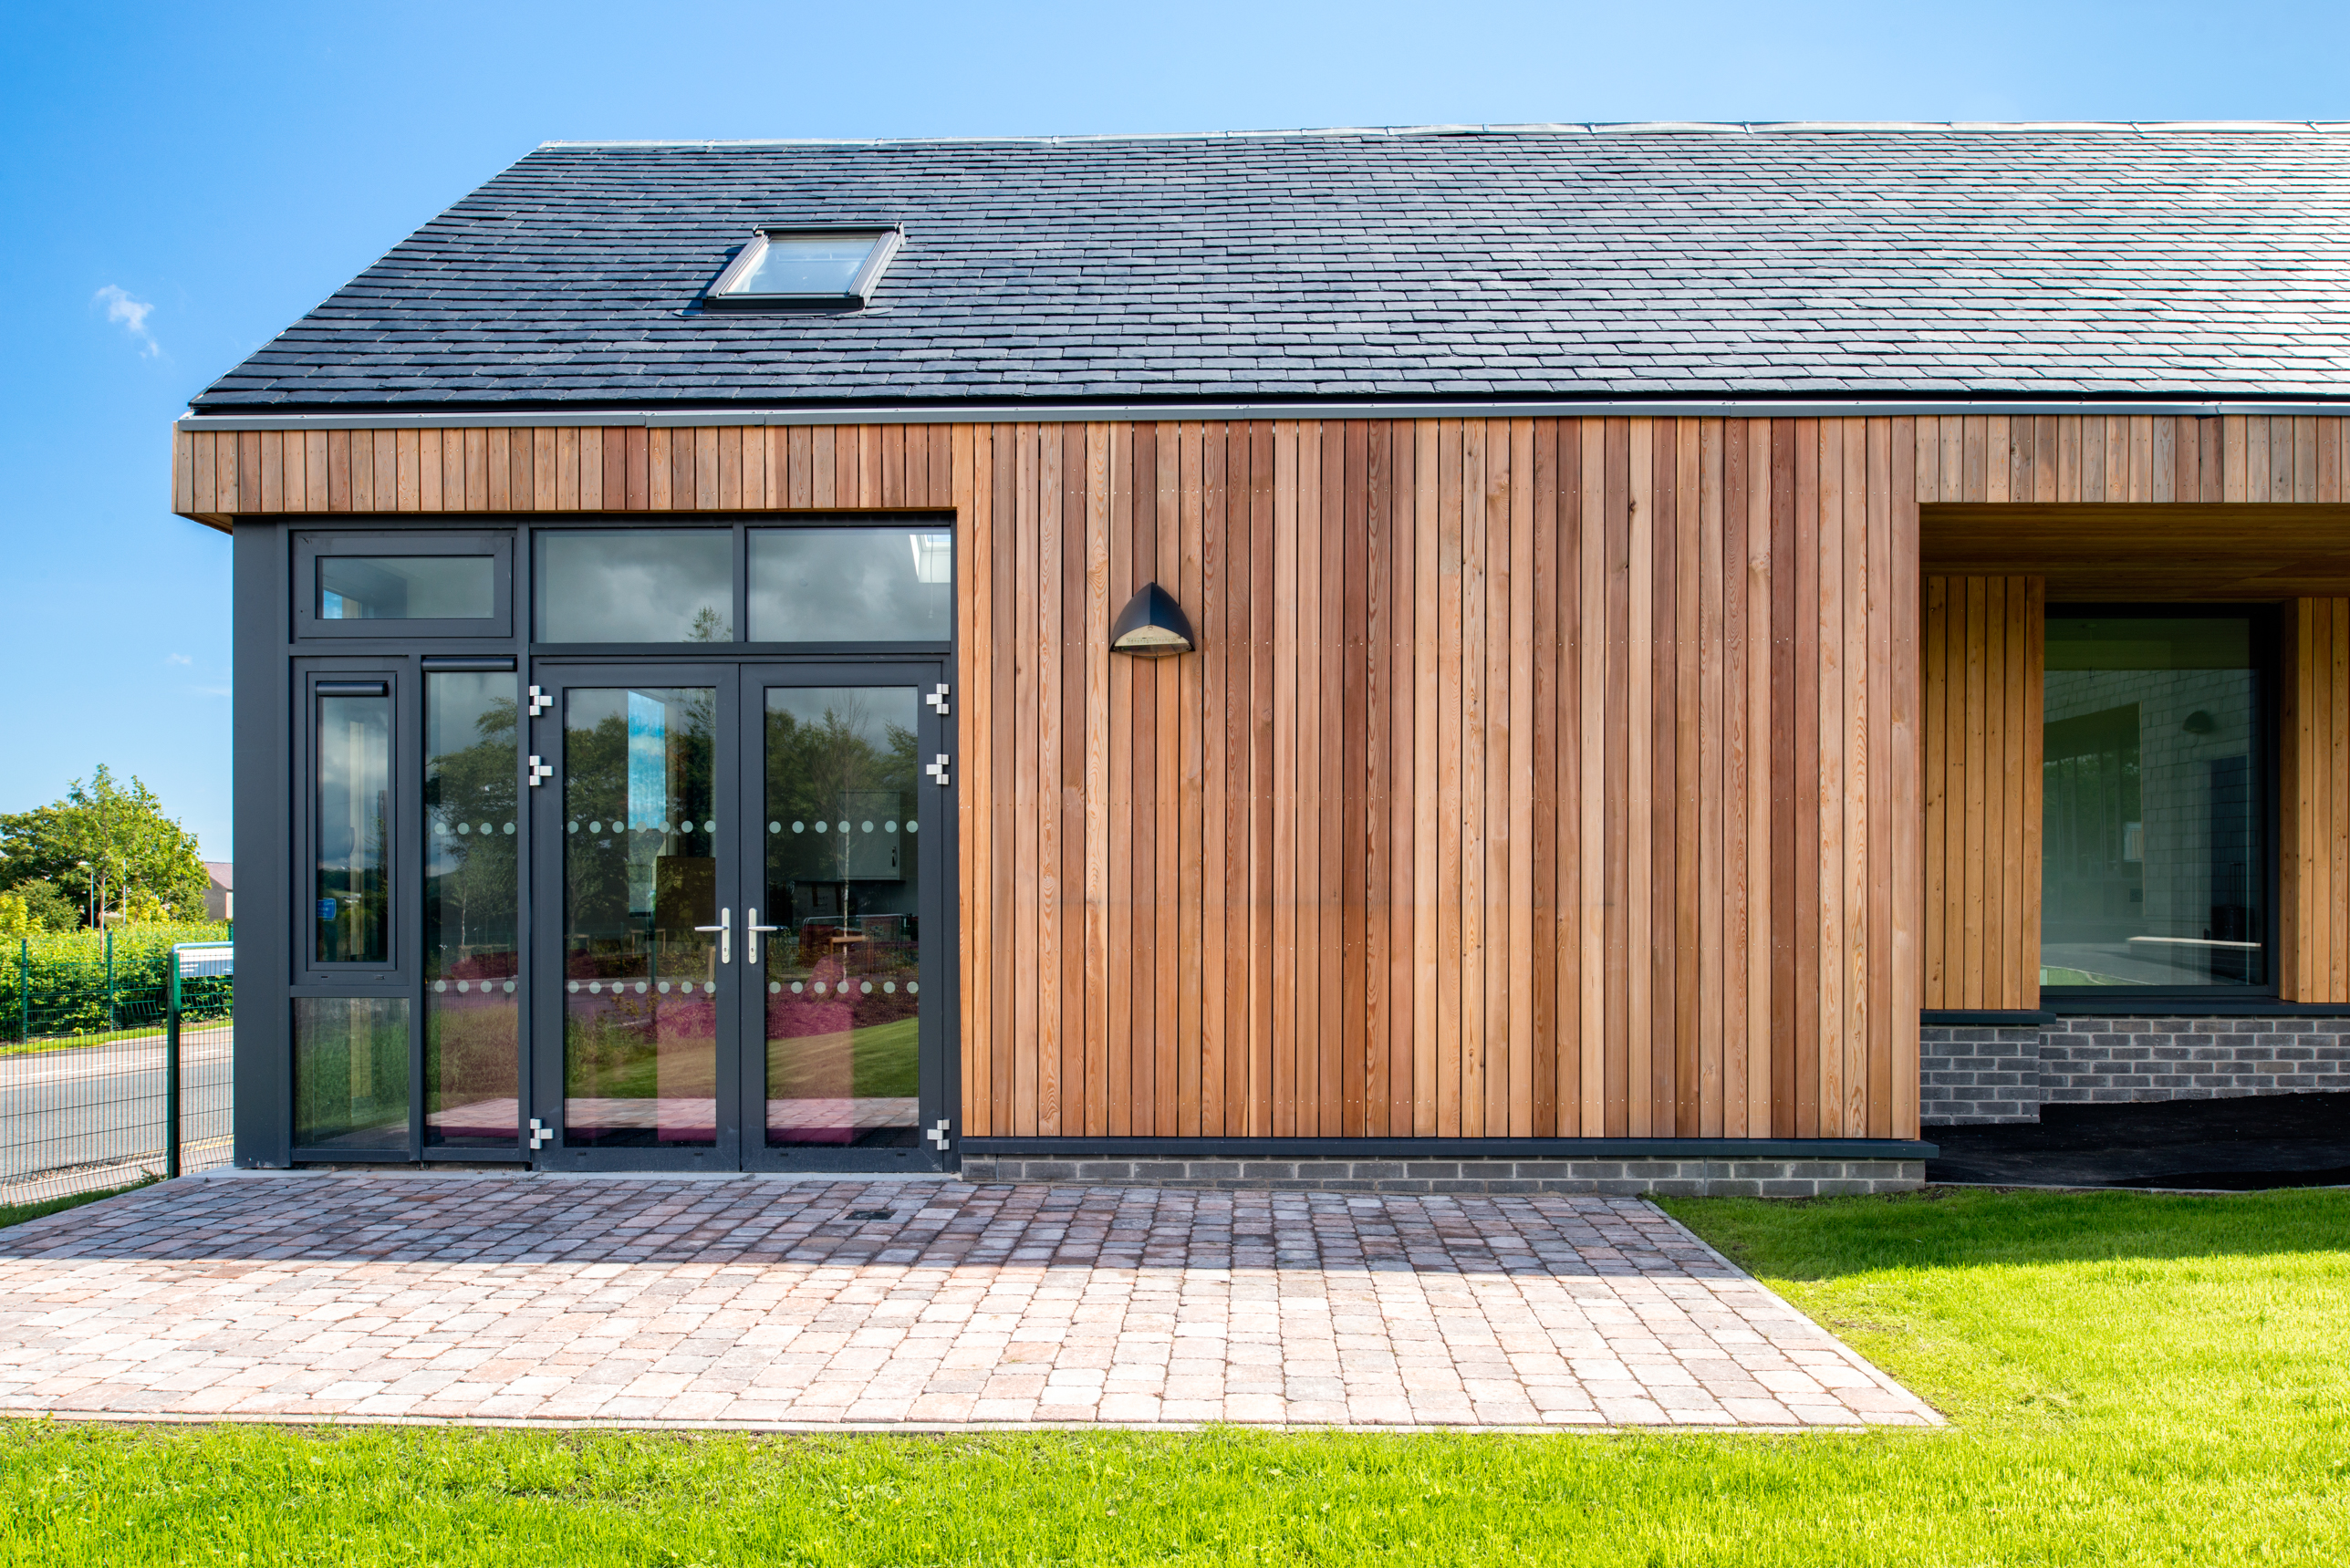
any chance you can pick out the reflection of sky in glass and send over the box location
[319,556,494,618]
[729,234,880,296]
[748,529,952,642]
[536,530,732,642]
[628,691,667,833]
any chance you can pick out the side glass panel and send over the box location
[563,687,721,1145]
[294,997,411,1149]
[747,528,952,642]
[320,556,494,620]
[424,672,521,1148]
[2043,614,2267,988]
[762,687,920,1147]
[316,691,390,963]
[536,530,733,643]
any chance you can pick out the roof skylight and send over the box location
[704,225,900,309]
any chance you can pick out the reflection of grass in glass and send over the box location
[424,999,518,1112]
[2040,965,2138,986]
[294,1002,409,1149]
[564,1007,717,1100]
[767,1015,919,1101]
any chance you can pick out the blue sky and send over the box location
[6,0,2350,860]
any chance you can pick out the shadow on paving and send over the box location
[1928,1091,2350,1190]
[0,1175,1721,1278]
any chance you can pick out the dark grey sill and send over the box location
[962,1137,1938,1160]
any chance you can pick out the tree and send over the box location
[0,766,210,926]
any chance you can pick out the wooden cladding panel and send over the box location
[962,417,1917,1142]
[1920,576,2043,1011]
[2282,597,2350,1004]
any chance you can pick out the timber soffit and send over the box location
[188,122,2350,414]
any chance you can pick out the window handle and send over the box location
[745,908,782,964]
[693,907,732,965]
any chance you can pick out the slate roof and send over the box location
[190,123,2350,411]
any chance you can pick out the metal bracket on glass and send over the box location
[746,908,781,965]
[526,684,552,717]
[694,906,733,964]
[526,754,553,787]
[925,683,951,716]
[927,1119,952,1151]
[527,1117,553,1150]
[924,753,951,788]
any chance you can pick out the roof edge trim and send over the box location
[178,396,2350,433]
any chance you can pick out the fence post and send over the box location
[166,948,182,1180]
[105,928,116,1032]
[16,937,25,1044]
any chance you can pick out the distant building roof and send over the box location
[189,122,2350,411]
[204,861,232,890]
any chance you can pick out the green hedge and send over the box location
[4,924,233,1043]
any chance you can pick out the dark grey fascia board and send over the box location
[176,395,2350,433]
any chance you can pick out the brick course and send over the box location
[958,1157,1924,1197]
[1922,1015,2350,1125]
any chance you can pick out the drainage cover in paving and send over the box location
[0,1176,1937,1430]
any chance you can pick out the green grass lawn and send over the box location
[3,1187,2345,1564]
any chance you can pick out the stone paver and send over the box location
[0,1175,1938,1429]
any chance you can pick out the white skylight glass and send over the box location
[706,226,899,307]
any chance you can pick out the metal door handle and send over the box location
[693,907,732,965]
[745,908,782,964]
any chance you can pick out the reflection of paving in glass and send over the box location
[427,1098,521,1136]
[765,1097,917,1132]
[564,1098,717,1133]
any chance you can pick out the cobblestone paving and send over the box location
[0,1175,1938,1429]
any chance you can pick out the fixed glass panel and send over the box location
[536,530,733,644]
[747,529,952,643]
[2043,615,2267,988]
[424,671,520,1148]
[563,687,721,1145]
[319,556,494,620]
[761,687,920,1147]
[316,691,390,963]
[295,997,410,1149]
[723,233,884,297]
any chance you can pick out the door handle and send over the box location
[693,907,732,965]
[745,908,782,964]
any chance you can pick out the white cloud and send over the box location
[165,652,192,666]
[95,284,159,357]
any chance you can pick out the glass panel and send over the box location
[726,233,880,296]
[536,530,733,643]
[318,556,494,620]
[316,691,390,963]
[295,997,410,1149]
[762,687,920,1147]
[563,687,721,1146]
[2043,615,2266,988]
[747,529,952,643]
[424,672,520,1148]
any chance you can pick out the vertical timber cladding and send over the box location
[2282,597,2350,1005]
[171,415,1923,1142]
[962,417,1922,1144]
[1920,576,2044,1012]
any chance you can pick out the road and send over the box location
[0,1026,234,1202]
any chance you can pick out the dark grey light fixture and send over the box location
[1109,581,1194,657]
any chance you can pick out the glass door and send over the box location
[531,666,743,1169]
[739,665,951,1171]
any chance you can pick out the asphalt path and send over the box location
[0,1027,234,1199]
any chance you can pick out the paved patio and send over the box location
[0,1175,1937,1430]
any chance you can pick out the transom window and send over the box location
[704,226,901,308]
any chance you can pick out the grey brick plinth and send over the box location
[957,1157,1925,1196]
[1923,1016,2350,1127]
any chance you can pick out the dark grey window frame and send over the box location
[701,224,904,311]
[2038,601,2281,1004]
[295,530,514,639]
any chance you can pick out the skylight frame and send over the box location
[702,223,903,310]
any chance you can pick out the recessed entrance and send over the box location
[530,661,951,1172]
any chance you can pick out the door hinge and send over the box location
[526,754,553,787]
[526,684,552,717]
[926,1118,952,1151]
[925,683,951,716]
[527,1117,554,1150]
[924,753,951,788]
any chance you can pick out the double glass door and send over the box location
[529,662,950,1170]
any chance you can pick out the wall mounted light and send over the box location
[1109,581,1195,657]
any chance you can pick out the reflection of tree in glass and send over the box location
[425,695,517,967]
[764,698,917,829]
[565,693,714,942]
[689,606,729,643]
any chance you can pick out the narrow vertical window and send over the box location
[424,671,520,1147]
[316,682,390,964]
